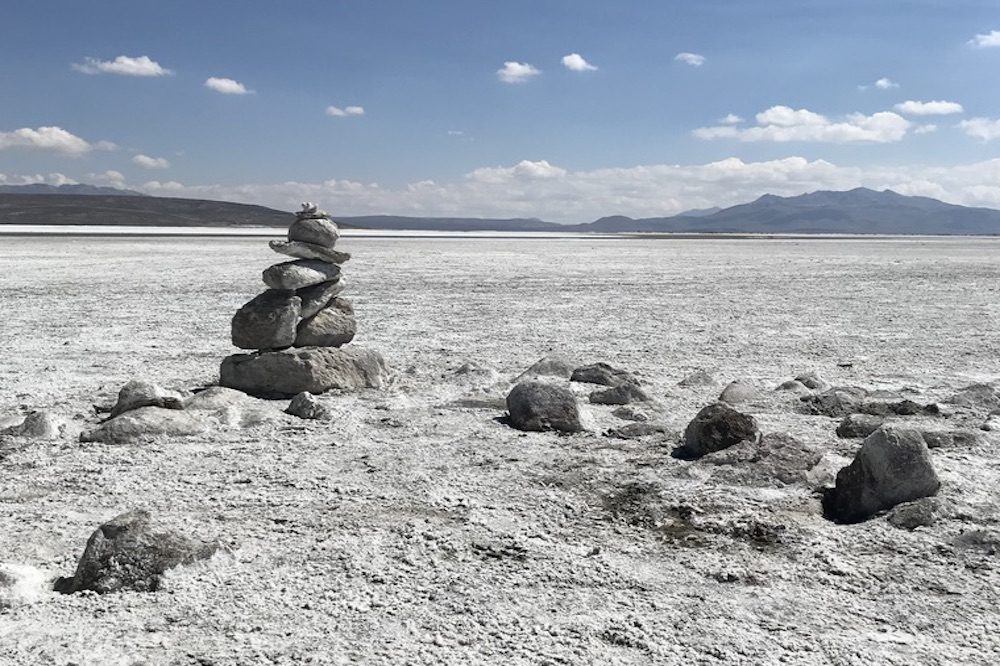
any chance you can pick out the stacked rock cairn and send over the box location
[219,203,386,397]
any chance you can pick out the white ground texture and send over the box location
[1,235,999,665]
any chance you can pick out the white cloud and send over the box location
[88,170,127,187]
[694,105,911,143]
[893,100,964,115]
[497,61,540,83]
[132,154,170,169]
[72,55,173,77]
[674,52,705,67]
[875,77,899,90]
[0,126,116,156]
[959,117,1000,141]
[561,53,597,72]
[968,30,1000,47]
[913,124,938,134]
[325,105,365,117]
[719,114,744,125]
[204,77,253,95]
[0,172,78,186]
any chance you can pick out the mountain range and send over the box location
[1,185,999,235]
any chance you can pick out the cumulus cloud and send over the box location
[0,172,78,186]
[913,124,938,135]
[204,77,253,95]
[561,53,597,72]
[857,77,899,91]
[719,114,744,125]
[959,117,1000,141]
[0,126,116,156]
[326,105,365,117]
[893,100,964,115]
[72,55,173,76]
[694,105,911,143]
[674,52,705,67]
[88,170,127,187]
[968,30,1000,47]
[132,154,170,169]
[497,61,540,83]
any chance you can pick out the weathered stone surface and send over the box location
[0,563,48,608]
[286,392,333,420]
[776,379,810,394]
[589,381,650,405]
[110,380,186,418]
[836,413,885,439]
[920,429,984,449]
[677,402,761,459]
[231,290,301,350]
[184,386,284,428]
[945,383,1000,411]
[823,427,940,524]
[718,380,760,404]
[860,399,923,417]
[295,304,357,347]
[297,279,346,319]
[287,217,340,247]
[701,433,824,487]
[0,410,65,439]
[604,422,671,440]
[799,387,868,417]
[570,362,634,386]
[515,354,575,382]
[219,345,387,397]
[506,381,584,433]
[269,239,350,265]
[795,372,829,391]
[678,369,715,387]
[611,405,649,422]
[887,497,941,530]
[80,407,208,443]
[56,509,217,594]
[262,260,341,291]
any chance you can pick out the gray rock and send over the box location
[920,429,985,449]
[1,410,65,439]
[718,380,760,404]
[110,380,185,418]
[799,386,868,417]
[860,399,923,417]
[823,427,940,524]
[294,304,357,347]
[570,362,634,386]
[945,383,1000,411]
[678,369,715,387]
[795,372,829,391]
[611,405,649,422]
[287,217,340,247]
[80,407,208,444]
[776,379,810,394]
[700,433,824,487]
[0,563,48,608]
[231,290,301,350]
[887,497,941,530]
[262,260,341,291]
[219,345,388,397]
[678,402,761,459]
[184,386,284,428]
[56,509,217,594]
[836,413,885,439]
[589,381,650,405]
[514,354,575,382]
[506,381,584,433]
[296,202,332,221]
[805,452,853,490]
[269,240,350,265]
[286,392,333,420]
[297,279,346,319]
[604,422,671,440]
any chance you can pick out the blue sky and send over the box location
[2,0,1000,222]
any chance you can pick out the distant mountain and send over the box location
[338,215,562,232]
[0,183,144,196]
[676,206,722,218]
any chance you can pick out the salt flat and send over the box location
[1,235,999,664]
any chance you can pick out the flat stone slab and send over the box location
[287,217,340,247]
[262,260,341,291]
[219,345,387,397]
[297,279,347,319]
[270,240,351,265]
[231,290,301,350]
[295,304,356,347]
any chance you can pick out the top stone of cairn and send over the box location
[288,202,339,247]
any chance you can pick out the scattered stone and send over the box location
[505,381,584,433]
[589,380,650,405]
[262,260,341,291]
[887,497,941,530]
[110,380,185,418]
[604,422,671,439]
[795,372,830,391]
[860,398,923,417]
[776,379,810,394]
[55,509,218,594]
[920,429,985,449]
[945,383,1000,411]
[0,563,48,608]
[0,410,65,439]
[80,407,208,444]
[514,354,575,382]
[836,413,885,439]
[570,362,634,386]
[718,380,760,404]
[286,392,333,420]
[220,346,388,397]
[230,290,301,350]
[287,216,340,247]
[700,433,824,486]
[297,279,346,319]
[799,386,868,417]
[678,369,715,387]
[295,305,356,347]
[823,427,940,524]
[184,386,284,428]
[676,402,761,459]
[611,405,649,422]
[269,239,350,265]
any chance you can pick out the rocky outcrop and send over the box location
[506,381,584,433]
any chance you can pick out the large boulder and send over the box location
[297,279,346,319]
[822,427,940,524]
[589,381,650,405]
[718,380,760,404]
[836,413,885,439]
[80,407,208,444]
[287,217,340,247]
[677,402,761,459]
[515,354,575,382]
[506,381,584,433]
[294,304,356,347]
[219,345,387,397]
[56,509,218,594]
[110,380,185,418]
[262,260,341,291]
[230,290,301,350]
[270,239,350,265]
[570,362,634,386]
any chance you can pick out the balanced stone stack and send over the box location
[219,203,387,397]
